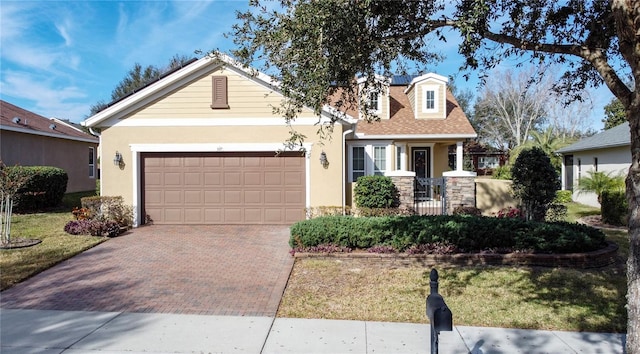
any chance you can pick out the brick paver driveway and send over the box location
[0,225,294,316]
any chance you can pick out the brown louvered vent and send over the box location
[211,76,229,109]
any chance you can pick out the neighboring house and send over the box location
[0,100,100,193]
[557,122,631,207]
[83,54,476,226]
[447,141,508,176]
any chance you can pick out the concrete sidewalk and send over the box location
[0,309,626,354]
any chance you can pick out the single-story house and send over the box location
[0,100,100,193]
[557,122,631,207]
[83,54,476,226]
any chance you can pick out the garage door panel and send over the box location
[204,172,221,185]
[143,153,305,224]
[224,172,242,185]
[244,190,262,204]
[224,190,242,203]
[244,172,262,185]
[184,209,203,222]
[184,173,202,186]
[164,173,182,185]
[224,208,242,223]
[184,191,202,204]
[164,190,182,204]
[264,172,282,185]
[204,190,222,203]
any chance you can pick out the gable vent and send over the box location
[12,117,20,124]
[211,76,229,109]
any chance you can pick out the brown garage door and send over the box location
[142,152,305,224]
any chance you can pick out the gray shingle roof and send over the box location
[556,122,630,154]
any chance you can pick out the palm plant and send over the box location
[577,170,625,203]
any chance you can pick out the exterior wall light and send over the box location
[319,151,329,168]
[113,151,123,166]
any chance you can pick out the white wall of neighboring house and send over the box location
[564,146,630,207]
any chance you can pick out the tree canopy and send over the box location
[603,98,627,130]
[89,54,193,115]
[231,2,639,351]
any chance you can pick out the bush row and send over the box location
[7,166,68,212]
[289,215,606,254]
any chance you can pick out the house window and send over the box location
[369,91,380,112]
[578,158,582,179]
[396,145,404,170]
[349,143,391,182]
[352,146,365,181]
[425,90,435,110]
[89,147,95,178]
[594,157,598,171]
[373,146,386,175]
[421,85,439,113]
[478,156,499,169]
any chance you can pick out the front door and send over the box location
[413,147,432,198]
[413,147,431,179]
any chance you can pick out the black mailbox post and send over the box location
[426,269,452,354]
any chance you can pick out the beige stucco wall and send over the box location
[95,65,349,222]
[475,178,519,215]
[0,130,98,193]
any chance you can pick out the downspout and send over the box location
[342,128,354,215]
[88,127,102,196]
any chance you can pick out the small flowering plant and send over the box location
[496,206,523,219]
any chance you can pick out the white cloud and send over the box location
[55,19,73,46]
[1,71,89,121]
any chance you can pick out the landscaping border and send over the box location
[293,241,619,269]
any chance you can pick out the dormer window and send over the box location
[422,85,439,113]
[368,91,380,112]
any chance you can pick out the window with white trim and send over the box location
[478,156,499,169]
[373,146,386,175]
[349,143,391,182]
[369,91,380,112]
[89,147,95,178]
[396,145,404,170]
[352,146,365,181]
[421,85,439,113]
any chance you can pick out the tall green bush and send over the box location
[8,166,68,212]
[601,190,628,226]
[511,147,559,222]
[353,175,398,208]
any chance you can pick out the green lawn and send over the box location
[278,203,629,332]
[0,191,106,290]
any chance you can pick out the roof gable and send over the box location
[557,122,630,154]
[83,53,355,128]
[0,100,98,143]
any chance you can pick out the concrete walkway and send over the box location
[0,308,626,354]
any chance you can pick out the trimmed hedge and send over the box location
[8,166,68,212]
[601,190,628,226]
[354,175,398,208]
[289,215,606,254]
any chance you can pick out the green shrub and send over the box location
[545,203,568,222]
[492,165,512,180]
[9,166,68,212]
[353,175,398,208]
[511,148,559,221]
[554,190,573,204]
[601,190,628,226]
[289,215,606,254]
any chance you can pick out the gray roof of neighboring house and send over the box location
[556,122,630,154]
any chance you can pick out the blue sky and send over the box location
[1,1,612,130]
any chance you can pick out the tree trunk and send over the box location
[626,99,640,354]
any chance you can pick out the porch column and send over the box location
[456,141,464,172]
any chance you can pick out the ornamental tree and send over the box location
[231,2,640,351]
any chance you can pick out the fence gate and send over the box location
[414,177,447,215]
